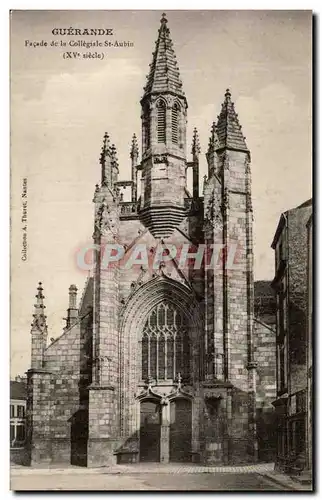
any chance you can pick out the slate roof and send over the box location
[215,89,248,152]
[10,380,27,401]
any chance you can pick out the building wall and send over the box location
[272,200,312,472]
[254,319,277,462]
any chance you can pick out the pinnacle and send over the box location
[191,127,201,156]
[130,133,139,158]
[215,89,248,152]
[32,282,47,332]
[161,12,168,24]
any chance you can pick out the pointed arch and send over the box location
[119,276,203,437]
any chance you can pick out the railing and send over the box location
[120,201,138,217]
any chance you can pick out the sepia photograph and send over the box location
[10,9,312,491]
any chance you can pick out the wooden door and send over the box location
[170,398,192,462]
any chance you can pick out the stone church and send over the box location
[27,14,276,466]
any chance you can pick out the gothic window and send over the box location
[157,100,166,143]
[141,302,190,382]
[172,103,179,144]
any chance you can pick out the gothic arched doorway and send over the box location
[140,399,161,462]
[170,398,192,462]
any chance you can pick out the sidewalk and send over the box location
[11,462,275,476]
[257,471,313,492]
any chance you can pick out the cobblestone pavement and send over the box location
[10,471,289,491]
[11,462,275,475]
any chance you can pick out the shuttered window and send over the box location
[172,104,179,144]
[157,101,166,143]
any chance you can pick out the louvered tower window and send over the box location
[157,100,166,143]
[141,302,190,382]
[143,104,150,150]
[172,103,179,144]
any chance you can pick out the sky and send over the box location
[10,10,312,377]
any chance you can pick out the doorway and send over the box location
[140,399,161,462]
[170,398,192,462]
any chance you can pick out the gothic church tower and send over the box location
[139,13,189,237]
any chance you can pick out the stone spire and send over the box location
[215,89,248,152]
[142,13,185,100]
[30,282,48,369]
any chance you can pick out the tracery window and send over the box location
[172,103,179,144]
[141,302,190,381]
[157,100,166,143]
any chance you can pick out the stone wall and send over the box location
[254,318,277,462]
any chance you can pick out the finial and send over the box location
[161,12,168,24]
[36,282,44,299]
[225,88,232,102]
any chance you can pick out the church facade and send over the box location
[26,14,276,467]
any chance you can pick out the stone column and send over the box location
[160,401,170,463]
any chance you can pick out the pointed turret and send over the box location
[30,282,48,369]
[130,134,139,202]
[191,128,200,198]
[215,89,248,152]
[142,13,185,100]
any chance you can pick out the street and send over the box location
[11,471,288,491]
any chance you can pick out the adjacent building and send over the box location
[10,376,27,464]
[26,14,276,467]
[271,199,312,473]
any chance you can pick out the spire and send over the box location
[31,282,47,333]
[191,127,201,158]
[142,13,185,99]
[215,89,248,152]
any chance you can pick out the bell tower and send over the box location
[139,13,188,238]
